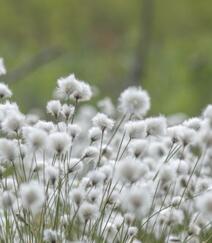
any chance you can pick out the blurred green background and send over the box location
[0,0,212,116]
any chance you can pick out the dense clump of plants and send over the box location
[0,58,211,242]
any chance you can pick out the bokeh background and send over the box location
[0,0,212,116]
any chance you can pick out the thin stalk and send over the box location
[153,143,182,181]
[71,98,79,124]
[81,220,88,241]
[97,128,105,167]
[118,138,131,160]
[115,130,126,161]
[106,114,127,147]
[177,156,201,208]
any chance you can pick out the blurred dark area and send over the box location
[0,0,212,116]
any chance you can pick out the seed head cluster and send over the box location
[0,57,211,243]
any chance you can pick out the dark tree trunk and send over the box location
[129,0,154,86]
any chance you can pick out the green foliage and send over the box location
[0,0,212,115]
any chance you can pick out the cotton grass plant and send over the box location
[0,58,211,243]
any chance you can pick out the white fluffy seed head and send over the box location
[188,139,203,157]
[67,158,82,173]
[167,125,182,143]
[92,112,114,131]
[0,101,19,119]
[99,164,113,182]
[131,240,142,243]
[167,235,181,243]
[196,191,212,219]
[102,145,113,159]
[26,114,40,126]
[117,157,143,183]
[129,139,147,158]
[146,116,167,136]
[56,73,79,98]
[183,117,202,131]
[0,138,18,162]
[46,166,59,185]
[147,142,167,159]
[49,132,71,154]
[71,188,84,207]
[168,125,196,146]
[68,124,81,139]
[0,83,12,99]
[125,120,146,139]
[118,86,150,116]
[88,170,105,186]
[46,100,61,118]
[61,104,75,120]
[70,80,92,102]
[88,127,102,143]
[2,112,25,134]
[20,181,45,213]
[87,188,100,204]
[122,185,152,218]
[203,104,212,121]
[97,97,115,117]
[82,146,99,160]
[178,126,196,146]
[26,128,47,152]
[0,58,6,76]
[128,226,138,237]
[199,125,212,148]
[44,229,57,243]
[55,74,92,101]
[159,164,175,184]
[79,201,97,222]
[173,159,189,175]
[104,223,117,239]
[1,191,15,209]
[188,224,201,236]
[124,213,135,225]
[35,121,55,133]
[171,196,182,207]
[162,208,184,226]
